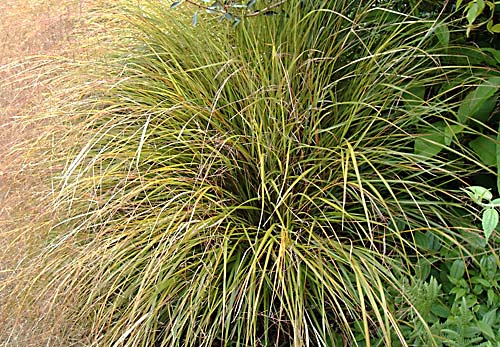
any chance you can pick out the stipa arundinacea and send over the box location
[16,0,496,346]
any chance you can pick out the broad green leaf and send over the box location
[435,24,450,46]
[403,86,425,107]
[469,135,497,167]
[414,122,447,158]
[481,48,500,64]
[414,231,440,251]
[444,124,464,145]
[497,123,500,195]
[471,277,492,287]
[463,326,481,338]
[466,3,480,26]
[480,255,498,279]
[474,95,497,123]
[477,0,486,14]
[416,258,431,281]
[482,208,498,241]
[487,289,497,306]
[490,23,500,33]
[450,259,466,280]
[457,79,500,123]
[431,303,450,318]
[450,287,467,298]
[490,198,500,205]
[465,185,493,202]
[414,133,445,158]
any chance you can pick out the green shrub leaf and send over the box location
[431,303,450,318]
[414,122,446,158]
[482,208,498,241]
[497,123,500,195]
[450,259,466,280]
[466,2,480,26]
[473,95,498,123]
[477,321,495,339]
[481,308,497,327]
[465,185,493,202]
[469,135,497,167]
[480,255,498,279]
[457,79,500,123]
[481,48,500,64]
[444,124,464,146]
[489,23,500,33]
[435,24,450,46]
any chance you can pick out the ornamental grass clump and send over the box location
[17,0,496,345]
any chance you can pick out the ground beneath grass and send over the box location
[0,1,96,345]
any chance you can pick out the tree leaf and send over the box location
[457,79,500,123]
[469,135,497,167]
[482,208,498,241]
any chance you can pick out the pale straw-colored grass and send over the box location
[0,1,111,345]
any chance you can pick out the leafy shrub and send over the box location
[395,248,500,346]
[10,0,499,346]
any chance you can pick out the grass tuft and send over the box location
[4,0,497,346]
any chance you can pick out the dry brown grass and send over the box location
[0,1,105,345]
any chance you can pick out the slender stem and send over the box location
[180,0,287,19]
[246,0,286,17]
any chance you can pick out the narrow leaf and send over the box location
[170,1,182,9]
[192,11,198,26]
